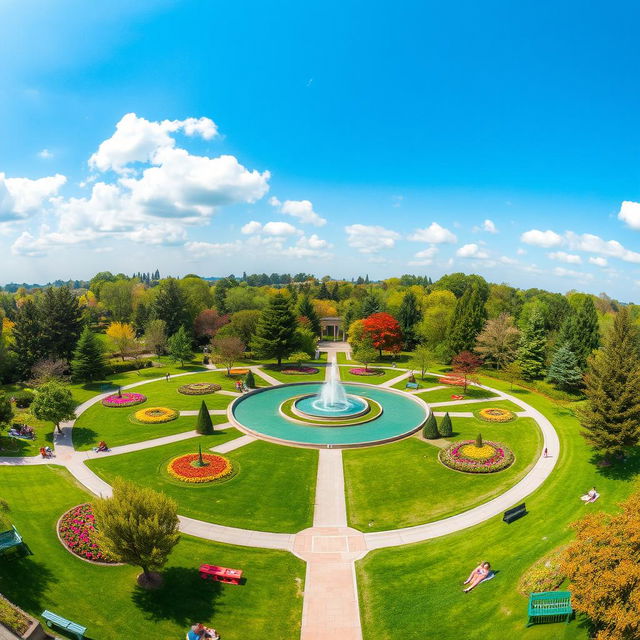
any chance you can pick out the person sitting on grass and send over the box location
[187,623,220,639]
[463,562,491,592]
[580,487,599,503]
[94,441,109,453]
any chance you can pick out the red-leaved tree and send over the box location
[451,350,483,392]
[362,313,403,357]
[194,309,229,343]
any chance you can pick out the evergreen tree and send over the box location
[445,283,487,358]
[422,413,440,439]
[361,292,382,317]
[213,278,233,314]
[152,278,189,336]
[10,299,46,379]
[196,400,214,435]
[517,308,547,380]
[40,286,83,361]
[546,344,583,392]
[251,293,298,366]
[167,326,193,367]
[317,281,330,300]
[558,297,600,370]
[397,291,422,349]
[244,370,256,389]
[71,326,108,382]
[0,391,14,428]
[439,412,453,437]
[297,295,321,335]
[578,307,640,459]
[133,303,150,337]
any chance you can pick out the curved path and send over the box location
[0,354,560,640]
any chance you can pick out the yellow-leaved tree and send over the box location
[106,321,137,361]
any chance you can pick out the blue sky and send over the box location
[1,0,640,299]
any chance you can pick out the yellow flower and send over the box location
[478,408,514,423]
[134,407,178,424]
[459,443,497,459]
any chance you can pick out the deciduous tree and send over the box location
[143,319,168,356]
[362,312,403,357]
[475,313,520,369]
[31,381,76,434]
[167,326,193,367]
[353,337,378,372]
[211,335,245,374]
[451,350,483,392]
[410,346,433,379]
[106,322,137,361]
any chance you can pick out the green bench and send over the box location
[405,382,419,389]
[41,610,87,639]
[527,591,572,626]
[0,525,24,556]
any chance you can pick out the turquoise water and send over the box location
[232,383,428,446]
[295,393,368,418]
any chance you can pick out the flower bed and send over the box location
[517,546,566,596]
[102,392,146,407]
[439,439,514,473]
[133,407,179,424]
[349,368,385,376]
[477,407,516,423]
[280,366,320,375]
[229,368,250,375]
[177,382,222,395]
[168,453,233,483]
[439,376,465,386]
[57,503,116,564]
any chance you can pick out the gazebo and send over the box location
[320,316,345,341]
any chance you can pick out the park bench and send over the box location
[199,564,243,585]
[405,382,419,389]
[527,591,572,626]
[41,610,87,640]
[0,525,24,557]
[503,503,527,524]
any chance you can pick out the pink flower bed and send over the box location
[349,367,385,376]
[57,503,116,563]
[102,392,146,407]
[439,440,514,473]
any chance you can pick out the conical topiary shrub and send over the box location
[244,370,256,389]
[422,413,440,439]
[475,433,483,448]
[196,400,214,435]
[439,412,453,438]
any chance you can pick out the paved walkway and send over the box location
[211,434,256,454]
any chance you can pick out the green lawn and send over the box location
[356,376,640,640]
[433,399,524,413]
[390,374,441,392]
[0,465,304,640]
[415,385,498,404]
[0,408,53,457]
[259,365,326,383]
[337,367,391,384]
[344,416,542,531]
[87,435,318,533]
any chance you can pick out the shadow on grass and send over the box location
[71,427,99,450]
[132,566,221,626]
[0,436,32,456]
[0,558,57,614]
[591,449,640,482]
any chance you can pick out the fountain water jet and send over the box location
[316,361,349,410]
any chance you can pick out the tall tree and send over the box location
[475,313,520,369]
[152,278,189,336]
[71,327,108,382]
[361,292,383,317]
[167,326,193,367]
[353,336,378,372]
[40,286,83,361]
[194,309,229,343]
[410,345,433,379]
[546,344,583,392]
[446,283,487,359]
[578,307,640,459]
[297,295,321,335]
[451,350,483,392]
[31,381,76,434]
[362,312,403,357]
[211,335,245,374]
[517,308,547,380]
[143,319,168,356]
[558,296,600,370]
[397,291,422,349]
[10,298,46,379]
[251,294,298,366]
[213,277,234,315]
[106,322,137,361]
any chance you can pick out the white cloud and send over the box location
[0,172,67,222]
[456,243,489,259]
[37,149,53,159]
[269,197,326,226]
[345,224,400,254]
[409,246,438,266]
[482,219,497,233]
[241,220,262,234]
[517,248,526,255]
[520,229,563,248]
[553,267,593,280]
[589,256,608,267]
[262,221,298,236]
[499,256,518,265]
[184,241,242,258]
[565,231,640,264]
[618,201,640,230]
[548,251,582,264]
[408,222,457,244]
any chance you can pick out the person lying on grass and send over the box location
[580,487,599,503]
[463,562,491,592]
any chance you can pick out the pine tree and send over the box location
[546,344,583,392]
[167,326,193,367]
[559,297,600,370]
[361,292,382,317]
[317,281,330,300]
[422,413,440,439]
[71,326,108,382]
[439,412,453,437]
[10,299,46,379]
[517,308,547,380]
[251,294,298,366]
[40,286,83,361]
[445,284,487,358]
[152,278,189,336]
[297,295,321,335]
[133,303,150,337]
[196,400,214,435]
[398,291,422,349]
[244,370,256,389]
[0,392,14,427]
[213,278,232,315]
[578,307,640,459]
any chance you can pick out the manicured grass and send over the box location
[336,352,356,364]
[0,465,304,640]
[390,374,441,392]
[260,365,326,383]
[356,376,640,640]
[415,386,498,404]
[87,435,318,533]
[344,415,541,532]
[433,399,523,413]
[337,367,390,384]
[0,408,52,457]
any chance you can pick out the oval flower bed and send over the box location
[178,382,222,395]
[280,366,320,375]
[133,407,179,424]
[102,392,146,407]
[57,503,117,564]
[168,453,233,483]
[439,439,514,473]
[439,376,465,386]
[229,368,250,375]
[477,407,516,423]
[349,367,385,376]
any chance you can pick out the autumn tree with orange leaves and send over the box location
[362,312,403,357]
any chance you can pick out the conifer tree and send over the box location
[317,281,330,300]
[152,278,189,336]
[361,292,382,317]
[196,400,214,435]
[398,291,422,349]
[251,293,298,366]
[297,295,321,335]
[71,326,108,382]
[439,412,453,437]
[167,326,193,367]
[559,297,600,370]
[517,308,547,380]
[546,344,583,392]
[422,413,440,439]
[0,392,13,428]
[11,299,46,379]
[578,307,640,459]
[445,283,487,358]
[40,286,83,361]
[244,370,256,389]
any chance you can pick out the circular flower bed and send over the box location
[168,453,233,483]
[133,407,179,424]
[477,407,516,423]
[349,367,385,376]
[280,366,320,375]
[177,382,222,395]
[439,439,514,473]
[102,392,146,407]
[57,503,116,564]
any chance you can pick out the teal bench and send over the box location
[405,382,419,389]
[41,610,87,640]
[527,591,572,627]
[0,526,24,556]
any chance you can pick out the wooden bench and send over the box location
[199,564,243,585]
[527,591,572,626]
[405,382,419,389]
[503,503,527,524]
[41,610,87,640]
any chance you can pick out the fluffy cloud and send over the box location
[409,246,438,266]
[565,231,640,264]
[589,256,608,267]
[474,219,497,233]
[37,149,53,159]
[553,267,593,280]
[548,251,581,264]
[262,221,299,236]
[456,243,489,259]
[184,241,242,258]
[241,220,262,234]
[408,222,457,244]
[520,229,563,248]
[345,224,400,254]
[269,197,326,226]
[0,172,66,222]
[618,201,640,230]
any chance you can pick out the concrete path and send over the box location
[81,430,200,460]
[251,366,282,386]
[428,396,499,408]
[379,370,411,388]
[313,449,347,527]
[211,434,256,454]
[408,384,447,394]
[433,411,474,418]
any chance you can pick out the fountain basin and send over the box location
[293,393,369,420]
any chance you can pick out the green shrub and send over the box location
[12,390,34,408]
[245,370,256,389]
[196,400,214,435]
[475,433,483,448]
[439,412,453,437]
[422,414,440,439]
[108,359,153,374]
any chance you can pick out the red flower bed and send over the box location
[349,367,385,376]
[168,453,233,483]
[280,366,319,375]
[439,376,465,386]
[57,503,116,563]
